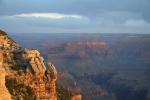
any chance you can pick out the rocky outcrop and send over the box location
[22,49,47,75]
[0,30,57,100]
[0,30,19,50]
[0,51,12,100]
[71,94,82,100]
[21,49,57,100]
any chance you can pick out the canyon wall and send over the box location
[0,30,57,100]
[0,51,12,100]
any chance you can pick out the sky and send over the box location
[0,0,150,33]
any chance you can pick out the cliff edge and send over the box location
[0,30,57,100]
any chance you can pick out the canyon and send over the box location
[2,31,150,100]
[10,33,150,100]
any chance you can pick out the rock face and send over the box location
[0,51,12,100]
[71,94,82,100]
[22,49,47,75]
[0,30,57,100]
[21,49,57,100]
[0,30,19,49]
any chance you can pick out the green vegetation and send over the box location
[57,85,73,100]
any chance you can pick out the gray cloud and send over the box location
[0,0,150,33]
[1,0,149,15]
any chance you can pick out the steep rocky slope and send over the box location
[0,51,12,100]
[0,30,57,100]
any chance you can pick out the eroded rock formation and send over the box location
[21,49,57,100]
[0,30,57,100]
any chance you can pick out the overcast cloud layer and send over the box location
[0,0,150,33]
